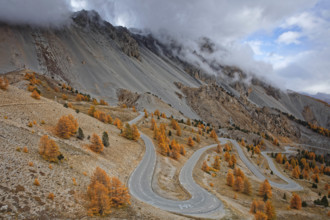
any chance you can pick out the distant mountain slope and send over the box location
[0,10,329,129]
[0,10,200,119]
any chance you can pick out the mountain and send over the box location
[0,10,329,139]
[301,92,330,105]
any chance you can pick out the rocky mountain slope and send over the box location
[0,10,329,140]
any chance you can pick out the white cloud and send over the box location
[276,31,302,45]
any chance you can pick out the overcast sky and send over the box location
[0,0,329,94]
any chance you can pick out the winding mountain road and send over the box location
[127,113,302,218]
[128,113,224,218]
[219,138,303,191]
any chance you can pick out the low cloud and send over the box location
[0,0,72,27]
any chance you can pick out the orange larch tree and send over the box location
[224,151,230,162]
[39,135,61,162]
[202,161,210,173]
[196,134,201,143]
[292,166,300,179]
[210,130,217,140]
[122,123,133,140]
[55,114,78,139]
[187,136,194,147]
[233,176,244,192]
[144,109,148,118]
[243,178,252,195]
[290,193,302,210]
[212,156,221,170]
[216,143,222,153]
[250,199,265,214]
[265,200,276,220]
[151,118,156,130]
[226,170,234,187]
[176,125,182,136]
[31,90,40,99]
[89,133,104,153]
[255,211,268,220]
[154,109,160,117]
[276,153,283,164]
[259,179,272,200]
[0,76,9,90]
[87,167,130,216]
[132,124,140,141]
[108,177,131,208]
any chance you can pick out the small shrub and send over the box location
[28,161,33,167]
[302,201,307,207]
[41,120,45,125]
[209,183,214,187]
[28,122,33,127]
[31,90,40,99]
[0,76,9,90]
[72,178,77,186]
[83,171,87,176]
[63,103,68,108]
[23,146,28,153]
[49,164,53,169]
[62,94,68,100]
[312,183,318,188]
[16,147,21,152]
[34,178,40,186]
[75,109,80,113]
[4,116,8,119]
[48,193,55,200]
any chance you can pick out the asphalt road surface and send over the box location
[127,114,301,218]
[219,138,303,191]
[128,113,224,218]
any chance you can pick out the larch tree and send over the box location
[210,130,217,140]
[151,118,156,130]
[231,154,237,165]
[202,161,210,173]
[290,193,302,210]
[0,76,9,90]
[144,109,148,118]
[224,152,230,162]
[55,114,78,139]
[87,167,130,216]
[226,170,234,187]
[216,143,222,153]
[234,167,245,180]
[88,105,96,116]
[276,153,283,164]
[170,139,181,160]
[132,124,140,141]
[154,109,160,117]
[39,135,61,162]
[243,178,252,195]
[265,200,276,220]
[187,136,194,147]
[113,118,123,130]
[89,133,104,153]
[87,181,111,216]
[212,156,221,170]
[176,125,182,136]
[259,179,272,200]
[31,90,40,99]
[254,211,268,220]
[108,177,131,208]
[186,118,191,126]
[122,123,133,140]
[292,166,300,179]
[233,176,244,192]
[196,134,201,143]
[250,199,265,214]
